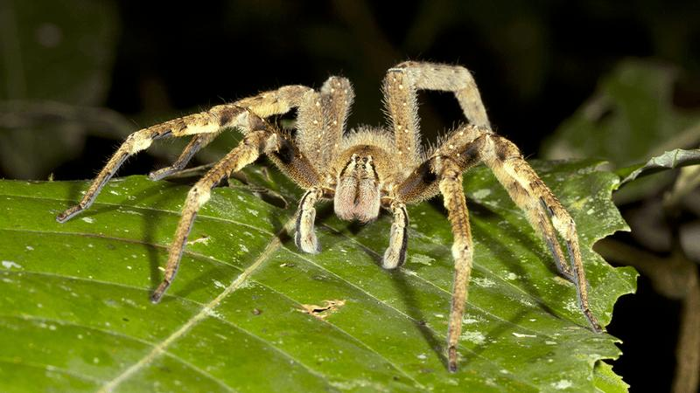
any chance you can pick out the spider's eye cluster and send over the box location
[334,154,381,222]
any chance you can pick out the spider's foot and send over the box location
[150,280,171,303]
[56,205,85,223]
[148,168,169,181]
[148,166,180,181]
[295,231,320,254]
[584,309,604,333]
[447,346,458,373]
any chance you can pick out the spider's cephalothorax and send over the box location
[56,61,603,372]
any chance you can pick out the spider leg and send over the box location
[296,76,353,169]
[437,158,474,373]
[480,134,601,331]
[56,85,314,223]
[382,201,409,269]
[293,76,354,254]
[431,125,600,331]
[148,132,220,181]
[383,61,490,170]
[56,125,173,222]
[150,128,279,302]
[392,124,602,371]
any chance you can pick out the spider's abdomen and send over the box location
[334,152,381,222]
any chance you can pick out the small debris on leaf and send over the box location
[299,299,346,320]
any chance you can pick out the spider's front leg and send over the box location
[293,76,354,254]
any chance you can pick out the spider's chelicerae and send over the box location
[57,61,602,372]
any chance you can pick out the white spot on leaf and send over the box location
[512,332,537,338]
[472,189,491,199]
[472,277,496,288]
[552,380,572,390]
[1,261,22,269]
[461,331,486,345]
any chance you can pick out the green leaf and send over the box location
[542,59,700,166]
[542,59,700,203]
[617,148,700,185]
[0,160,635,392]
[593,362,629,393]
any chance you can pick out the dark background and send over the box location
[3,1,700,391]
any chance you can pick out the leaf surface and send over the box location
[0,160,635,392]
[617,148,700,185]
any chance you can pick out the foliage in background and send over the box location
[0,0,119,179]
[543,60,700,393]
[543,59,700,204]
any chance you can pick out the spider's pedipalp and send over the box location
[382,201,409,269]
[295,187,324,254]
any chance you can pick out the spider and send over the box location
[56,61,602,372]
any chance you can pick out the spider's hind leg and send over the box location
[148,132,220,181]
[478,132,602,332]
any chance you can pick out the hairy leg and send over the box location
[437,159,474,372]
[409,124,575,281]
[437,126,599,328]
[479,133,600,330]
[151,129,279,302]
[56,85,314,223]
[393,124,602,372]
[148,132,220,181]
[296,76,353,169]
[383,61,490,170]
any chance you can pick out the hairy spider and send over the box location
[56,61,602,372]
